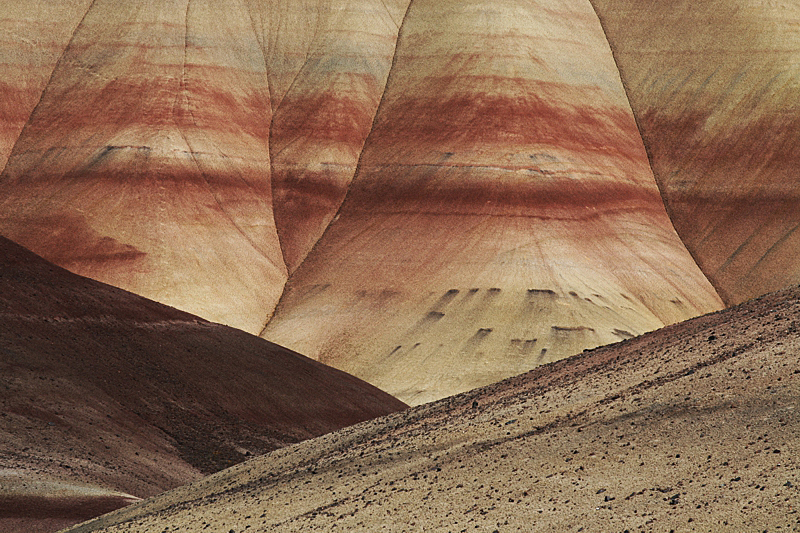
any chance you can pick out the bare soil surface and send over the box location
[0,237,405,532]
[591,0,800,308]
[65,284,800,532]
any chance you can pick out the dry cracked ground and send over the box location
[64,285,800,532]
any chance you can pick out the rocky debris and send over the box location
[62,284,800,532]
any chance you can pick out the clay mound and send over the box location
[0,237,406,531]
[261,0,723,404]
[65,285,800,532]
[590,0,800,306]
[1,0,724,404]
[0,0,408,333]
[0,0,287,333]
[0,1,90,168]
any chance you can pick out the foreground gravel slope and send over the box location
[66,285,800,532]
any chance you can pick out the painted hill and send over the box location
[0,0,723,405]
[0,1,91,168]
[0,0,409,334]
[591,0,800,306]
[261,0,723,404]
[0,0,288,333]
[0,237,405,532]
[63,283,800,532]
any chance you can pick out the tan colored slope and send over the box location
[590,0,800,306]
[65,286,800,533]
[0,0,289,333]
[262,0,723,405]
[0,0,91,170]
[0,237,405,532]
[0,0,409,332]
[262,0,409,271]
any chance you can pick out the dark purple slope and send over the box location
[0,236,405,531]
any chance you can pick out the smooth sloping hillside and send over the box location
[0,0,90,168]
[0,0,408,333]
[0,237,405,532]
[0,0,286,333]
[590,0,800,306]
[262,0,723,405]
[1,0,723,405]
[67,285,800,532]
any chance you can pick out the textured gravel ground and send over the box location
[65,286,800,532]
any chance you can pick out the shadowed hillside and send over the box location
[0,237,405,532]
